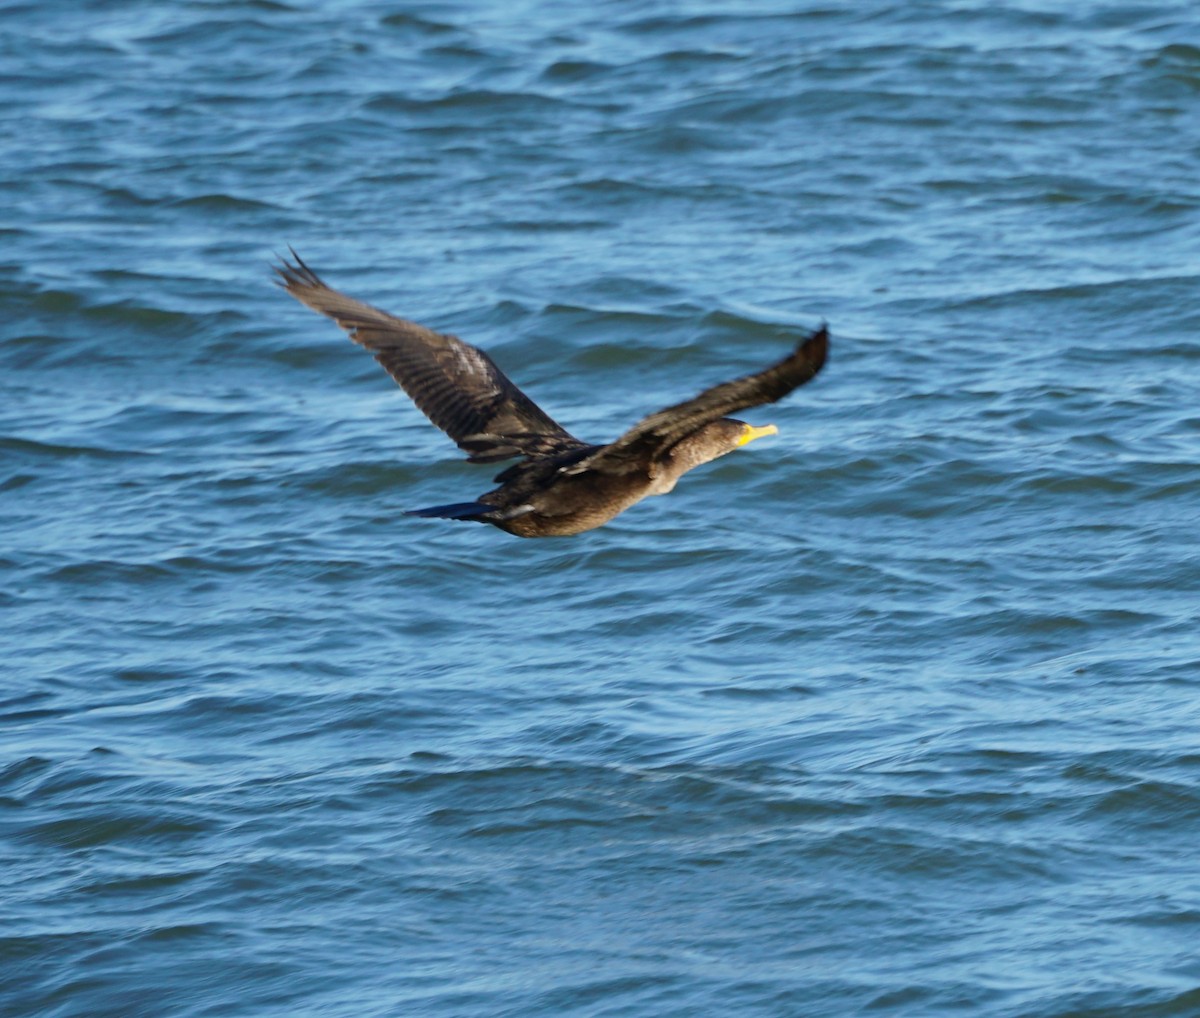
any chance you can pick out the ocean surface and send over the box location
[4,1,1200,1015]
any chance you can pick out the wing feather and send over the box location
[275,251,584,462]
[576,326,829,474]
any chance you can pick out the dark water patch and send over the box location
[80,183,165,210]
[0,755,55,798]
[81,300,201,336]
[1087,778,1200,831]
[621,8,867,41]
[552,174,733,209]
[695,308,817,344]
[0,435,143,462]
[947,273,1199,324]
[114,666,191,684]
[491,215,609,233]
[363,89,576,119]
[1036,985,1200,1018]
[19,807,213,851]
[378,11,460,37]
[1120,905,1200,929]
[540,58,614,83]
[1021,470,1140,497]
[1149,42,1200,66]
[43,557,198,587]
[1151,343,1200,361]
[71,866,210,902]
[1062,748,1200,786]
[184,0,293,11]
[805,823,1063,884]
[1143,42,1200,94]
[701,682,821,704]
[15,287,86,315]
[136,17,284,52]
[165,192,280,214]
[541,287,695,318]
[415,758,868,847]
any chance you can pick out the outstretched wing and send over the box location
[576,325,829,474]
[275,251,586,463]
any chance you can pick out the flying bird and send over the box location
[276,251,828,538]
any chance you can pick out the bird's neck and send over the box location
[650,429,732,494]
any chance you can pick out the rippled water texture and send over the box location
[4,1,1200,1015]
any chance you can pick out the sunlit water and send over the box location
[4,1,1200,1015]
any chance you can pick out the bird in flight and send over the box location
[276,251,828,538]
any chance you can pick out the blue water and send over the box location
[4,1,1200,1015]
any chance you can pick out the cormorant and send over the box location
[276,251,828,537]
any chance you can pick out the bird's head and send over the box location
[672,418,779,472]
[731,419,780,448]
[707,418,779,451]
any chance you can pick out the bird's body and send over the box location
[276,252,828,537]
[456,429,745,537]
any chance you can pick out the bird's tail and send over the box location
[404,501,493,521]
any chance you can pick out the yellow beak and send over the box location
[737,423,779,447]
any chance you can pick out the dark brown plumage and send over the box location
[275,251,829,537]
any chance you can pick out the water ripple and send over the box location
[4,0,1200,1015]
